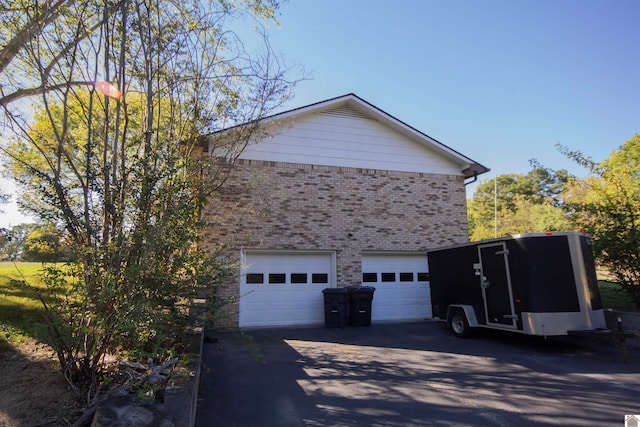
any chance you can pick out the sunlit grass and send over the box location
[0,262,67,351]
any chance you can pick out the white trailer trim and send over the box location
[522,311,606,336]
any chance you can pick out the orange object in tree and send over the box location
[94,81,122,100]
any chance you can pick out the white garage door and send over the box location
[240,251,335,328]
[361,254,431,321]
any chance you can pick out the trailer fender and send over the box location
[447,305,479,328]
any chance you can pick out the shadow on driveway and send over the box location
[196,321,640,427]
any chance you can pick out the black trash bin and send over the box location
[322,288,348,328]
[348,286,376,327]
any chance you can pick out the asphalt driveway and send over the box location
[196,321,640,427]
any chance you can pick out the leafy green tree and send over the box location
[20,224,73,262]
[560,136,640,308]
[0,183,10,243]
[498,196,572,237]
[0,223,34,260]
[1,0,297,393]
[468,167,570,240]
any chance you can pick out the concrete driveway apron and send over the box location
[196,321,640,427]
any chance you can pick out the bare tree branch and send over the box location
[0,81,95,107]
[0,0,76,75]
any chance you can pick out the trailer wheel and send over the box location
[449,310,472,338]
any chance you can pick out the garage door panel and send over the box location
[289,306,322,320]
[241,307,265,325]
[289,289,325,303]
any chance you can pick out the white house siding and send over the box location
[233,107,462,175]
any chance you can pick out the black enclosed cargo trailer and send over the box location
[428,232,606,337]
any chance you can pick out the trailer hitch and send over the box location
[568,318,638,364]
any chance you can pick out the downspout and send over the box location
[464,173,478,186]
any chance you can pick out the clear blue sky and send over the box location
[1,0,639,226]
[267,0,640,193]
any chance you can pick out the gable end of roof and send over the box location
[208,93,489,179]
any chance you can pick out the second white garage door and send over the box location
[361,253,432,321]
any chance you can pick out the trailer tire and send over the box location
[449,310,472,338]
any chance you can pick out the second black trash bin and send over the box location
[322,287,348,328]
[348,286,376,327]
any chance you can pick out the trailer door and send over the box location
[478,243,517,329]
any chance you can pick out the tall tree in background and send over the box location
[561,136,640,308]
[0,223,32,260]
[467,167,571,240]
[0,0,297,391]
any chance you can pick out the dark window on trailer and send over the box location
[381,272,396,282]
[515,236,580,312]
[399,272,414,282]
[362,273,377,282]
[246,273,264,284]
[291,273,308,284]
[269,274,286,284]
[312,273,328,284]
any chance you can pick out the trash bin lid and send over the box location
[348,286,376,293]
[322,287,348,294]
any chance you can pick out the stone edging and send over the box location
[163,323,204,427]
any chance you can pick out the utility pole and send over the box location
[494,175,498,238]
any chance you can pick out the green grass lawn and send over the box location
[598,280,638,312]
[0,262,57,350]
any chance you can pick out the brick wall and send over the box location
[202,159,470,326]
